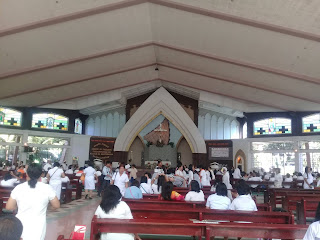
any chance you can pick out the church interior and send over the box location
[1,1,320,239]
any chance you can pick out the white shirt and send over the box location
[274,173,283,188]
[84,167,96,178]
[176,169,184,178]
[48,167,64,183]
[188,170,194,185]
[247,177,262,188]
[43,163,52,172]
[206,194,231,210]
[11,182,56,240]
[317,180,320,187]
[96,171,102,177]
[284,177,293,188]
[229,195,257,211]
[303,221,320,240]
[304,173,314,189]
[65,169,73,174]
[1,178,19,187]
[95,201,134,240]
[233,168,242,179]
[112,172,129,196]
[201,170,210,186]
[185,190,205,202]
[151,184,161,194]
[222,171,232,189]
[140,183,152,194]
[297,176,304,186]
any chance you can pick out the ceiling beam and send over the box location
[1,0,320,44]
[158,62,320,104]
[0,63,155,99]
[0,42,153,80]
[0,0,147,37]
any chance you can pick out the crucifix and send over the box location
[154,123,167,143]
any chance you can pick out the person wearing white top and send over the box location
[0,171,19,187]
[111,165,129,196]
[304,166,314,189]
[248,175,262,188]
[206,182,231,210]
[6,163,60,240]
[233,166,242,179]
[303,221,320,240]
[185,180,205,202]
[284,173,293,188]
[151,174,165,194]
[65,165,73,174]
[140,176,152,194]
[200,168,210,187]
[188,164,195,186]
[229,183,257,211]
[43,161,52,172]
[83,162,97,199]
[47,162,65,200]
[95,185,141,240]
[175,163,187,187]
[274,170,283,188]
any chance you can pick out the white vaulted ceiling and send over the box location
[1,0,320,113]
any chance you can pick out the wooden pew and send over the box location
[90,217,205,240]
[282,194,320,212]
[125,198,271,212]
[124,198,205,209]
[68,178,82,200]
[60,182,73,204]
[0,186,14,208]
[296,198,320,224]
[130,207,294,223]
[268,188,320,208]
[205,222,308,240]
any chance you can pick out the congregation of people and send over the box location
[1,159,320,240]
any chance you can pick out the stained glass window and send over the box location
[302,114,320,133]
[254,118,291,135]
[0,108,22,127]
[74,118,82,134]
[32,113,68,131]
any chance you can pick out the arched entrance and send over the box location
[114,87,206,157]
[234,149,246,171]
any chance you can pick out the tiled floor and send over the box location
[46,194,100,240]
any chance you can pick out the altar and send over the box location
[144,160,172,169]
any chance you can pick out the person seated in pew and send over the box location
[193,168,201,187]
[17,165,25,179]
[1,170,20,187]
[303,202,320,240]
[247,172,262,188]
[74,165,80,174]
[206,182,231,210]
[151,174,165,194]
[0,214,23,240]
[124,180,143,199]
[75,167,84,176]
[65,165,73,174]
[161,181,184,201]
[144,172,152,185]
[229,182,257,211]
[94,185,141,240]
[292,172,298,180]
[185,180,205,202]
[139,176,152,194]
[6,163,60,240]
[284,173,293,188]
[297,172,304,187]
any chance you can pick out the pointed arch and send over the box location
[115,87,206,153]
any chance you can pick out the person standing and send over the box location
[6,163,60,240]
[99,161,113,197]
[304,166,314,189]
[47,162,65,200]
[130,164,138,181]
[111,165,129,196]
[274,169,283,188]
[233,166,242,179]
[83,161,97,199]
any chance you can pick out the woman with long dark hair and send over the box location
[206,182,231,210]
[303,166,314,189]
[151,175,165,194]
[6,163,60,240]
[303,202,320,239]
[185,180,205,202]
[161,181,184,201]
[95,185,141,240]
